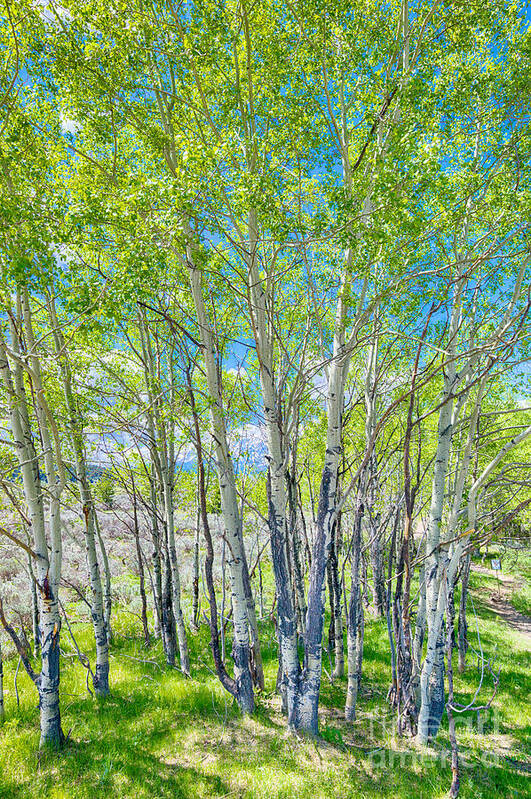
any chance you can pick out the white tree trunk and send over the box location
[50,311,110,696]
[0,309,64,747]
[245,208,300,722]
[416,260,464,743]
[188,262,254,713]
[138,316,189,673]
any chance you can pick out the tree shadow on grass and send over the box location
[5,714,233,799]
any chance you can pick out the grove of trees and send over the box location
[0,1,530,796]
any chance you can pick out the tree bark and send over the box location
[346,492,364,721]
[96,519,113,644]
[148,483,163,641]
[0,638,4,723]
[458,553,471,673]
[50,307,110,697]
[0,298,65,748]
[132,489,151,648]
[161,531,177,667]
[189,262,254,714]
[28,553,40,658]
[329,516,344,680]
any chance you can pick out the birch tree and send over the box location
[48,296,110,695]
[0,288,66,747]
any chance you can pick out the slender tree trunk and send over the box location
[446,582,460,798]
[161,533,177,667]
[0,639,4,723]
[412,561,426,708]
[220,533,227,662]
[1,300,65,747]
[266,467,301,722]
[150,540,163,641]
[138,312,190,674]
[346,493,363,721]
[37,591,64,747]
[1,592,63,749]
[50,306,110,696]
[95,515,113,644]
[393,510,417,735]
[417,328,460,743]
[241,556,265,691]
[244,210,298,709]
[185,362,242,699]
[162,474,190,676]
[132,490,150,648]
[148,484,164,642]
[189,263,254,714]
[82,500,110,694]
[28,553,40,658]
[287,467,307,639]
[369,524,385,617]
[360,540,370,608]
[327,556,335,665]
[426,624,446,742]
[363,318,385,618]
[295,311,352,734]
[330,517,344,680]
[458,553,471,673]
[257,531,264,618]
[386,505,399,705]
[192,510,201,631]
[356,592,364,689]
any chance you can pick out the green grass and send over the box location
[505,550,531,617]
[511,583,531,617]
[471,547,531,617]
[0,568,529,799]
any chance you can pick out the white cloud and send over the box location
[226,367,248,380]
[60,113,81,136]
[35,1,72,27]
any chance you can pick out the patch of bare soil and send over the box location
[470,563,531,642]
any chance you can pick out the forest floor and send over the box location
[470,561,531,640]
[0,549,529,799]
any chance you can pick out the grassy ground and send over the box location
[0,561,529,799]
[504,549,531,617]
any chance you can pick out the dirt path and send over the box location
[471,562,531,643]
